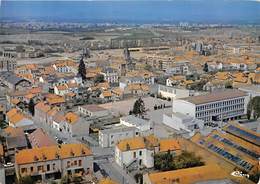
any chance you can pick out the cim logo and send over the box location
[231,171,249,178]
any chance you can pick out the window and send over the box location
[139,151,142,156]
[53,163,56,170]
[37,166,43,172]
[139,159,142,166]
[79,160,82,166]
[30,167,34,172]
[67,161,70,167]
[47,164,50,171]
[21,168,27,173]
[133,152,136,158]
[74,160,77,166]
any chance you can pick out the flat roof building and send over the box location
[172,90,249,123]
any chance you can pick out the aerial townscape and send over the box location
[0,0,260,184]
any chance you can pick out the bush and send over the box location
[154,151,205,171]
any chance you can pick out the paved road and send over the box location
[96,158,136,184]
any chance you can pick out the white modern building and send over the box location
[163,112,204,132]
[78,104,110,118]
[158,85,192,100]
[172,90,249,123]
[99,126,138,148]
[120,115,152,135]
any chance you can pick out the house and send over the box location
[63,112,90,137]
[5,108,18,122]
[54,84,69,96]
[172,90,249,123]
[9,112,34,129]
[0,71,31,91]
[111,87,124,100]
[115,136,181,170]
[52,113,66,132]
[126,70,155,85]
[54,82,79,96]
[115,136,158,169]
[119,76,146,90]
[28,128,56,148]
[15,143,93,180]
[100,90,112,101]
[52,60,77,73]
[120,115,152,136]
[101,67,119,84]
[45,94,65,107]
[99,126,138,148]
[165,61,190,75]
[2,126,27,162]
[6,108,34,129]
[34,102,51,125]
[124,83,150,96]
[78,104,110,118]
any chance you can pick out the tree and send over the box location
[60,175,69,184]
[18,176,34,184]
[203,62,209,73]
[225,81,233,89]
[247,96,260,120]
[94,74,105,83]
[28,99,35,116]
[78,57,86,80]
[154,151,204,172]
[132,98,146,116]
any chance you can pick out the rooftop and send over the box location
[147,165,227,184]
[15,143,92,165]
[159,139,181,152]
[223,122,260,147]
[28,128,56,148]
[81,104,107,112]
[120,115,150,127]
[181,90,247,105]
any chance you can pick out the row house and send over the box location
[52,60,77,73]
[15,143,93,180]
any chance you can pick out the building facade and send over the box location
[172,90,249,123]
[15,144,93,180]
[99,126,138,148]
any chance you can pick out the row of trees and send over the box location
[154,151,205,171]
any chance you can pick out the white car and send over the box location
[4,162,14,167]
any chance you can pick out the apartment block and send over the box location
[172,90,249,123]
